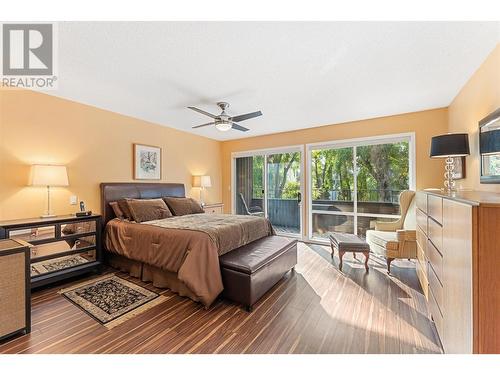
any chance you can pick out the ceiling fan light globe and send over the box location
[215,122,232,132]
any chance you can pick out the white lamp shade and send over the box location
[200,175,212,188]
[31,165,69,186]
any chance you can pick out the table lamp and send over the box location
[430,133,469,192]
[192,175,211,206]
[31,164,69,217]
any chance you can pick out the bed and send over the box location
[100,182,274,307]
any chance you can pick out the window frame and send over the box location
[306,132,416,242]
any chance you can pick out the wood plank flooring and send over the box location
[0,242,443,354]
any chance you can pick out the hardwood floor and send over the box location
[0,242,442,354]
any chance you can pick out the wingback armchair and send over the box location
[366,190,417,274]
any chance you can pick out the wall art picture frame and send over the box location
[133,143,162,180]
[452,156,466,180]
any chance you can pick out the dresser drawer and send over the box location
[204,206,223,214]
[428,264,444,315]
[416,192,428,214]
[416,259,429,300]
[416,225,427,255]
[428,195,443,225]
[416,209,427,235]
[427,239,443,283]
[429,287,444,341]
[417,239,427,273]
[428,217,443,253]
[203,204,223,214]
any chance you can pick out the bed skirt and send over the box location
[106,252,201,303]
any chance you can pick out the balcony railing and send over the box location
[236,189,403,236]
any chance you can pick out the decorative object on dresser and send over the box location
[133,143,161,180]
[479,108,500,183]
[192,175,212,206]
[366,190,417,273]
[203,202,224,214]
[416,190,500,354]
[0,215,102,288]
[30,164,69,218]
[429,133,470,192]
[0,239,30,341]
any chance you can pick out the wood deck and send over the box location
[0,242,442,354]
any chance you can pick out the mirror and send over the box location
[479,108,500,183]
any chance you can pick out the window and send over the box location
[308,134,414,240]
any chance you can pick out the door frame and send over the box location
[306,132,416,241]
[231,145,305,239]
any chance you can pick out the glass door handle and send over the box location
[297,192,302,203]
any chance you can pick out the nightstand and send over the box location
[0,239,30,341]
[203,203,224,214]
[0,215,102,289]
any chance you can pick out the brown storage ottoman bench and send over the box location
[220,236,298,311]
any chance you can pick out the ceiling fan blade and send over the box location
[187,106,217,119]
[192,122,216,129]
[231,111,262,122]
[231,123,249,132]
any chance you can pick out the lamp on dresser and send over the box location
[30,164,69,218]
[430,133,470,192]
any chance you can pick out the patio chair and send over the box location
[365,190,417,274]
[239,193,265,217]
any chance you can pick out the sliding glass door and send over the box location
[233,147,303,237]
[310,147,355,239]
[308,135,413,240]
[266,151,302,234]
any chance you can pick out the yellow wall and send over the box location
[221,108,448,235]
[0,90,222,221]
[1,44,497,223]
[448,44,500,192]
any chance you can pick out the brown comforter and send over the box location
[105,214,274,306]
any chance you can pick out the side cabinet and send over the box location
[0,239,31,341]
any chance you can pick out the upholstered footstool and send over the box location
[329,232,370,272]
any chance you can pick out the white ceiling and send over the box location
[51,22,499,141]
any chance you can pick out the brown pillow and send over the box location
[163,197,204,216]
[117,199,133,220]
[109,201,125,219]
[126,198,172,223]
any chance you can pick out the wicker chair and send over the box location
[366,190,417,274]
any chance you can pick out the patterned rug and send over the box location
[31,254,90,276]
[60,275,167,328]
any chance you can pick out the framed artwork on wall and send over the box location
[133,143,162,180]
[452,156,466,180]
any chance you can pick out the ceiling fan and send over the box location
[188,102,262,132]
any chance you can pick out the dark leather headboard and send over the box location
[100,182,185,225]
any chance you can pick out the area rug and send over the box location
[59,275,167,329]
[31,254,90,276]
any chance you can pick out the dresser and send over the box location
[0,239,30,341]
[203,203,224,214]
[0,215,102,288]
[416,190,500,354]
